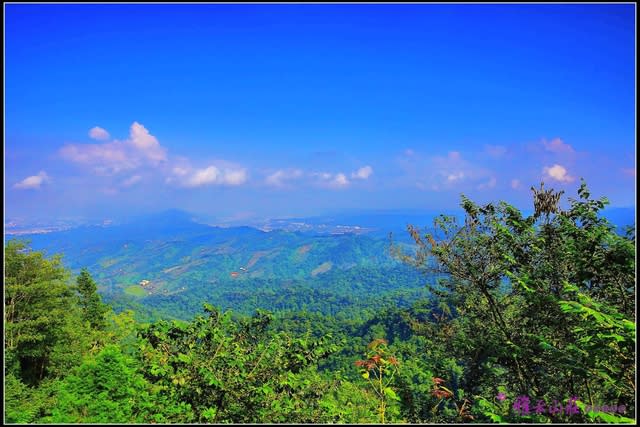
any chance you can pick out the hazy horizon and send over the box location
[5,4,636,224]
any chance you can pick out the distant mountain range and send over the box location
[5,206,634,320]
[7,206,634,237]
[8,209,431,320]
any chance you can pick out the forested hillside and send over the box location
[4,183,636,423]
[16,210,430,322]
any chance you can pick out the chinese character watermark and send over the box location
[499,393,627,417]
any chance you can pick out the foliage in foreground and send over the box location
[397,180,635,422]
[4,181,635,423]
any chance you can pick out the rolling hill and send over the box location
[11,210,429,320]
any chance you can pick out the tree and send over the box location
[49,345,185,423]
[397,181,635,423]
[137,304,341,423]
[5,240,75,384]
[4,373,61,423]
[355,338,401,423]
[75,268,108,330]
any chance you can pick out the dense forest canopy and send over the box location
[4,182,636,423]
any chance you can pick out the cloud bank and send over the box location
[62,122,249,190]
[169,164,248,188]
[265,169,304,187]
[61,122,167,174]
[265,166,373,189]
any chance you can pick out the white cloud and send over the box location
[333,173,349,187]
[428,151,477,188]
[64,122,253,190]
[185,166,220,187]
[172,166,189,176]
[543,164,575,183]
[60,140,137,174]
[351,166,373,180]
[267,167,370,189]
[14,171,50,190]
[477,177,497,190]
[400,149,485,190]
[312,171,350,189]
[173,164,248,188]
[542,137,574,155]
[265,169,304,187]
[432,151,480,187]
[447,172,465,183]
[88,126,110,140]
[128,122,167,164]
[511,179,521,189]
[221,168,248,185]
[622,167,636,178]
[399,148,507,192]
[61,121,167,174]
[122,175,142,187]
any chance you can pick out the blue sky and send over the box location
[5,3,636,223]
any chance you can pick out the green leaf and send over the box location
[591,410,634,424]
[489,413,504,423]
[202,407,217,421]
[384,387,400,401]
[177,353,192,363]
[207,377,222,388]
